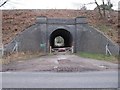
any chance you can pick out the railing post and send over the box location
[50,46,51,54]
[16,41,18,53]
[2,45,4,56]
[106,44,112,55]
[105,44,108,55]
[12,41,18,53]
[71,46,74,53]
[1,44,4,56]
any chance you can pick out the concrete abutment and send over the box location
[4,16,119,55]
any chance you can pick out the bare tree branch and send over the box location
[102,0,106,17]
[0,0,9,7]
[95,0,103,18]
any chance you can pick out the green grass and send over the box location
[97,24,110,32]
[77,52,118,63]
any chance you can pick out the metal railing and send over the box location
[105,44,112,55]
[12,41,18,53]
[0,45,4,56]
[50,46,74,54]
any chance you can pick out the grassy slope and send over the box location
[77,52,118,63]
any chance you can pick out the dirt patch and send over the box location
[2,64,100,72]
[2,54,117,72]
[51,65,99,72]
[2,52,45,65]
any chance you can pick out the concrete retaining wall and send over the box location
[4,17,119,55]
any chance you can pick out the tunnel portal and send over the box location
[5,16,119,55]
[50,29,73,48]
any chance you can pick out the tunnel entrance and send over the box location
[50,29,73,50]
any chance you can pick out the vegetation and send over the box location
[1,52,45,64]
[55,36,64,47]
[95,0,113,18]
[77,52,118,63]
[94,21,118,43]
[100,4,113,10]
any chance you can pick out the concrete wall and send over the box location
[76,25,119,55]
[4,16,119,55]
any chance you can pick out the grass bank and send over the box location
[1,52,46,65]
[76,52,118,63]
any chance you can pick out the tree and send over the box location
[100,4,113,10]
[95,0,103,18]
[80,5,87,10]
[0,0,9,7]
[94,0,113,18]
[107,0,113,10]
[55,36,64,47]
[106,0,113,18]
[102,0,106,17]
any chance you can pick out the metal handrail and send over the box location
[0,45,4,56]
[12,41,18,53]
[106,44,112,55]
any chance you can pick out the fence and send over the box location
[105,44,112,55]
[12,41,18,53]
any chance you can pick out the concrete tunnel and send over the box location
[50,29,73,48]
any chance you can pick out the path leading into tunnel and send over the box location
[2,53,118,72]
[1,53,118,88]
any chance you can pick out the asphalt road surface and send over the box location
[1,71,118,88]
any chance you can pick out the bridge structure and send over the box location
[5,16,119,55]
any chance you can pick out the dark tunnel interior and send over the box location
[50,29,73,48]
